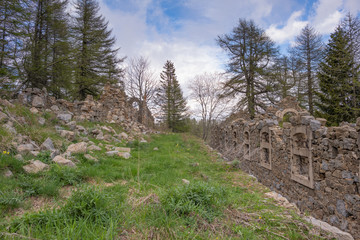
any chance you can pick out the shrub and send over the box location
[161,181,228,222]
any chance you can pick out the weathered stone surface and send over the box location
[182,179,190,184]
[118,152,130,159]
[119,132,128,140]
[66,142,87,154]
[15,154,24,161]
[153,147,159,151]
[23,160,49,173]
[3,123,16,134]
[40,137,55,151]
[0,111,8,123]
[53,155,76,167]
[32,96,44,108]
[114,147,131,153]
[57,113,72,123]
[84,154,98,162]
[17,144,34,154]
[30,107,39,114]
[309,119,321,131]
[50,105,60,112]
[106,151,118,156]
[38,117,46,125]
[59,130,75,141]
[305,217,354,240]
[3,169,13,178]
[88,145,102,151]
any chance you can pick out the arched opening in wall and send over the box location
[278,109,298,127]
[260,128,272,170]
[243,130,250,160]
[291,126,314,189]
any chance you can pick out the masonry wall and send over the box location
[211,112,360,238]
[16,84,154,129]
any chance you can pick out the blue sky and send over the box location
[97,0,360,99]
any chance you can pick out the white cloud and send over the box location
[311,0,344,34]
[266,11,308,43]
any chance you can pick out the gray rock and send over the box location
[40,137,55,151]
[32,96,45,108]
[59,130,75,141]
[0,111,8,123]
[305,217,353,240]
[88,145,101,151]
[53,155,76,167]
[57,113,72,123]
[119,132,128,140]
[309,119,321,131]
[38,117,46,125]
[300,115,314,125]
[30,107,39,114]
[336,200,348,217]
[182,179,190,184]
[114,147,131,153]
[3,123,17,135]
[23,160,49,173]
[153,147,159,151]
[50,105,60,112]
[106,151,118,156]
[66,142,87,154]
[17,144,34,154]
[3,169,13,178]
[118,152,130,159]
[342,171,353,179]
[356,117,360,127]
[15,154,24,161]
[84,154,98,162]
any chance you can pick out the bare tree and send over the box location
[125,56,157,124]
[189,72,232,141]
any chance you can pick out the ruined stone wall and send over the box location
[16,84,154,129]
[210,100,360,238]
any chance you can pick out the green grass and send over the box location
[0,132,330,239]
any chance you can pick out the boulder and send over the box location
[50,105,60,112]
[119,132,128,140]
[23,160,49,173]
[57,113,72,123]
[32,96,45,108]
[305,217,354,240]
[66,142,87,154]
[3,169,13,178]
[3,123,17,135]
[0,111,8,123]
[38,117,46,125]
[53,155,76,167]
[84,154,98,162]
[17,144,34,154]
[114,147,131,153]
[118,152,130,159]
[88,145,102,151]
[30,107,39,114]
[182,179,190,185]
[40,137,55,151]
[59,130,75,141]
[106,151,118,156]
[153,147,159,151]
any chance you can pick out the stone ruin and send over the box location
[210,97,360,238]
[16,83,154,130]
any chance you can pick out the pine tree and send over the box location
[72,0,124,100]
[158,60,188,132]
[217,19,278,119]
[316,27,355,125]
[291,25,323,114]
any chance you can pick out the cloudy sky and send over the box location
[96,0,360,95]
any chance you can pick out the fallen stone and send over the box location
[17,144,34,154]
[106,151,118,156]
[153,147,159,151]
[67,121,77,130]
[23,160,49,173]
[118,152,130,159]
[84,154,98,162]
[119,132,128,140]
[96,131,104,140]
[140,139,147,143]
[30,107,39,114]
[57,113,72,123]
[40,137,55,151]
[3,123,17,135]
[0,99,14,108]
[264,191,298,210]
[15,154,24,161]
[88,145,102,151]
[100,126,111,132]
[66,142,87,154]
[182,179,190,185]
[53,155,76,167]
[32,96,45,108]
[305,217,354,240]
[114,147,131,153]
[3,169,13,178]
[30,151,39,156]
[59,130,76,141]
[0,111,8,123]
[38,117,45,125]
[50,105,60,112]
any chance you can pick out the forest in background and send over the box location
[1,0,360,137]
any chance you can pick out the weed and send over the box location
[48,165,84,186]
[0,190,23,208]
[37,151,52,164]
[18,175,60,197]
[161,181,228,222]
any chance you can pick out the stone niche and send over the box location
[243,128,250,160]
[290,125,314,189]
[260,126,272,170]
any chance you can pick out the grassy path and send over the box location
[1,133,330,239]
